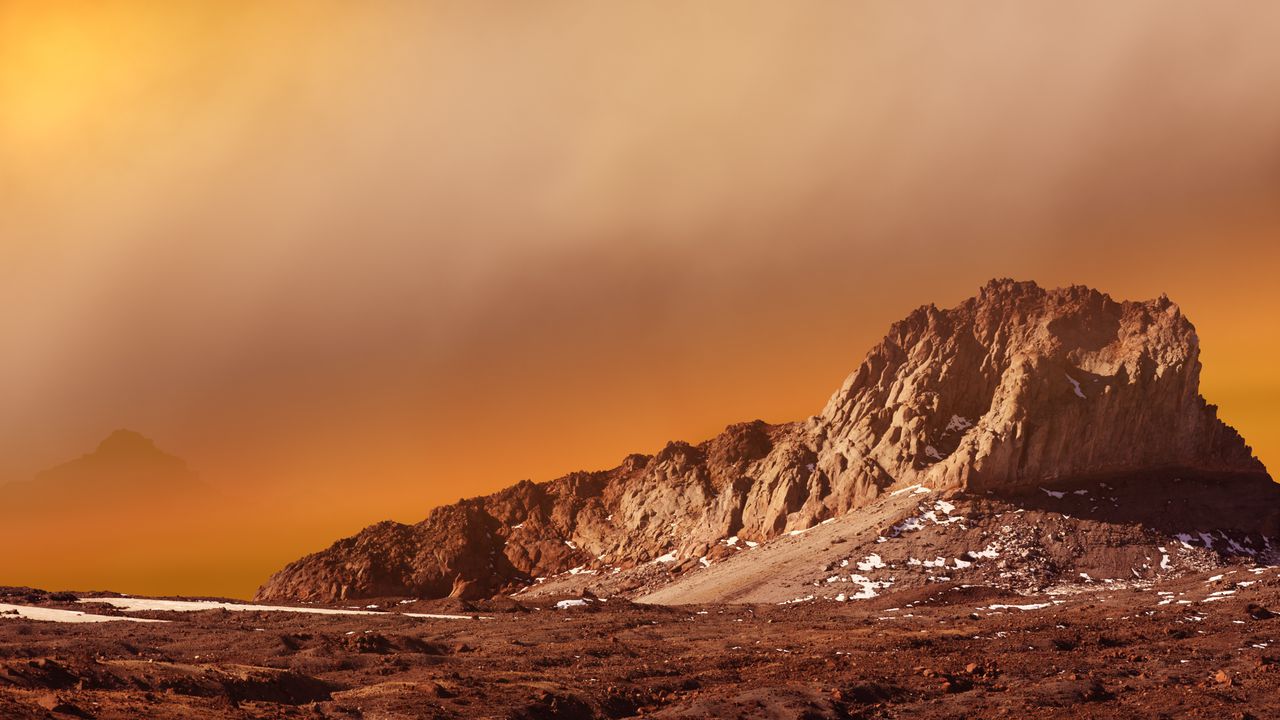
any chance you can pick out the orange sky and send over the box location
[2,1,1280,598]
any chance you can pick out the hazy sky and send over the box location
[3,1,1280,596]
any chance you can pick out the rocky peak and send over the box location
[256,280,1270,603]
[817,279,1261,495]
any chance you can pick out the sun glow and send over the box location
[1,4,162,152]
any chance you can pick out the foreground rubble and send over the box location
[4,568,1280,719]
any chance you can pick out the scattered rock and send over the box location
[1247,603,1275,620]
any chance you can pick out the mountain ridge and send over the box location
[256,279,1273,603]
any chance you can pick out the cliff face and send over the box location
[817,279,1262,494]
[256,280,1268,602]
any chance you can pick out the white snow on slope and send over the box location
[78,597,482,620]
[1,603,168,624]
[890,484,932,497]
[846,575,891,600]
[888,500,965,537]
[856,554,886,571]
[1065,373,1086,398]
[983,602,1054,611]
[969,544,1001,560]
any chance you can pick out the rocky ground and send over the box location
[3,566,1279,720]
[514,474,1278,606]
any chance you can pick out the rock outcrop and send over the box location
[817,279,1261,494]
[256,280,1270,602]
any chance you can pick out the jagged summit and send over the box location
[818,278,1262,495]
[256,280,1273,603]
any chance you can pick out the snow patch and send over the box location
[846,575,891,600]
[969,544,1001,560]
[856,554,886,571]
[79,597,482,620]
[890,483,930,497]
[1065,373,1086,398]
[887,501,965,538]
[984,602,1053,611]
[1,603,169,624]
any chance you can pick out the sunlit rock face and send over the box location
[817,278,1264,496]
[256,280,1268,603]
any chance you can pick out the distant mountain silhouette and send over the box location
[0,430,206,515]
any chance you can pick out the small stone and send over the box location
[1247,604,1275,620]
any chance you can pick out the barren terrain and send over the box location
[4,565,1280,719]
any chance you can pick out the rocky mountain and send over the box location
[256,280,1276,603]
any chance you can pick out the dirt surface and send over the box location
[4,569,1280,719]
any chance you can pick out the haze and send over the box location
[3,1,1279,598]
